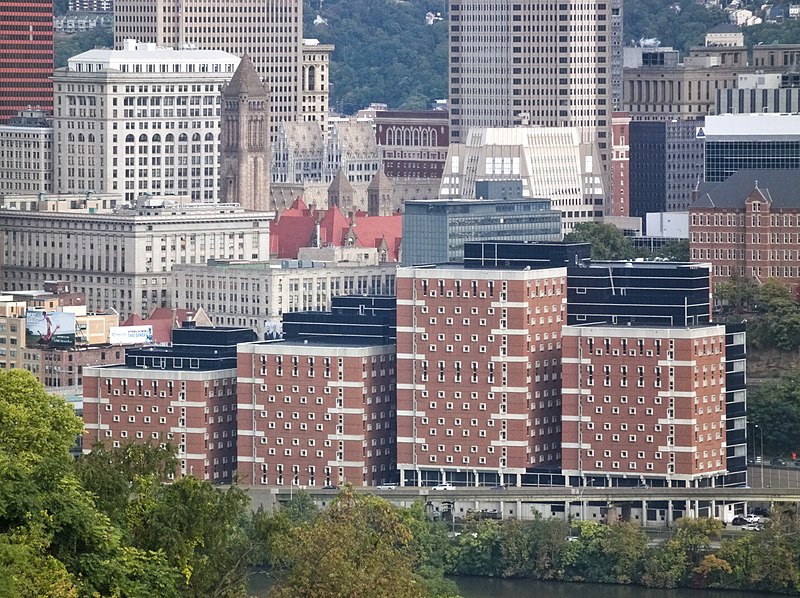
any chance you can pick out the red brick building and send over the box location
[561,325,728,486]
[610,111,631,217]
[373,110,449,179]
[82,326,254,481]
[0,0,53,121]
[396,265,567,487]
[236,341,396,487]
[690,170,800,289]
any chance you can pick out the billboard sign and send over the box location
[25,310,76,348]
[109,325,154,345]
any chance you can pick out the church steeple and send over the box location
[220,55,271,212]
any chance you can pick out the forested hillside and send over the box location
[302,0,448,113]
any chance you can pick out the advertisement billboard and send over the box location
[25,310,76,348]
[109,325,154,345]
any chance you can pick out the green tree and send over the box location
[640,540,688,588]
[127,477,254,598]
[269,486,452,598]
[672,517,723,566]
[75,441,177,526]
[748,373,800,457]
[564,222,635,261]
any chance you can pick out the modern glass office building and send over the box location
[401,198,562,266]
[703,114,800,182]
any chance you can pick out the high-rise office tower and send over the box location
[448,0,617,172]
[0,0,54,122]
[114,0,306,136]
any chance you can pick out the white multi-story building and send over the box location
[302,39,334,134]
[448,0,620,176]
[0,194,272,319]
[439,127,607,232]
[0,110,53,196]
[172,246,397,337]
[52,40,240,202]
[113,0,315,138]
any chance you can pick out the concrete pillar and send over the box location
[516,500,522,520]
[667,499,674,528]
[641,499,647,526]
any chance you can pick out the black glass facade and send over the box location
[282,296,396,345]
[705,140,800,183]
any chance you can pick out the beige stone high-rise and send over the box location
[448,0,620,174]
[114,0,305,136]
[220,56,270,212]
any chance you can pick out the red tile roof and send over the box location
[271,202,402,261]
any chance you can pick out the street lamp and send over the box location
[754,423,764,488]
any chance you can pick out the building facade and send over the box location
[52,41,240,202]
[561,324,728,486]
[703,113,800,183]
[690,169,800,287]
[172,247,397,337]
[113,0,315,138]
[373,110,449,179]
[236,297,397,487]
[448,0,615,174]
[402,198,562,266]
[83,326,255,481]
[301,39,333,133]
[0,110,53,196]
[0,195,272,318]
[396,260,568,487]
[0,0,53,122]
[439,127,607,233]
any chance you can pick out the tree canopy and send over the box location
[564,222,636,261]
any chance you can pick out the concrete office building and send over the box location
[439,127,607,233]
[703,113,800,183]
[114,0,322,137]
[83,326,256,481]
[301,39,334,134]
[0,110,53,196]
[52,40,240,202]
[0,194,272,319]
[172,246,397,337]
[716,72,800,115]
[236,297,396,487]
[447,0,618,174]
[401,197,562,266]
[396,249,567,487]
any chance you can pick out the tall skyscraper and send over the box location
[0,0,54,122]
[114,0,307,136]
[448,0,617,172]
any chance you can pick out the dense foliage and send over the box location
[303,0,448,112]
[563,222,689,262]
[748,372,800,459]
[0,370,258,597]
[55,29,115,69]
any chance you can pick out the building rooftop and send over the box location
[703,113,800,138]
[65,39,240,71]
[692,169,800,209]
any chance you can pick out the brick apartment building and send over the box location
[561,325,728,487]
[236,297,397,488]
[690,169,800,289]
[396,257,567,487]
[83,326,256,481]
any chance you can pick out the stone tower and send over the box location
[327,168,354,213]
[367,167,396,216]
[220,55,270,212]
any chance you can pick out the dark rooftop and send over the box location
[691,169,800,210]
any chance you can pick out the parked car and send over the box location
[742,523,763,531]
[376,484,396,490]
[490,484,507,490]
[770,458,788,466]
[743,514,761,524]
[732,516,749,526]
[432,483,455,490]
[321,484,339,490]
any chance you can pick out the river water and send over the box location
[248,572,762,597]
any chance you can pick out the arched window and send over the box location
[204,132,214,141]
[403,129,411,145]
[125,134,134,143]
[431,130,437,145]
[139,134,148,143]
[387,128,395,145]
[152,134,161,142]
[413,129,420,145]
[192,133,201,141]
[68,133,75,142]
[77,133,85,142]
[421,129,429,146]
[178,133,188,142]
[165,133,174,143]
[88,134,95,143]
[308,65,316,91]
